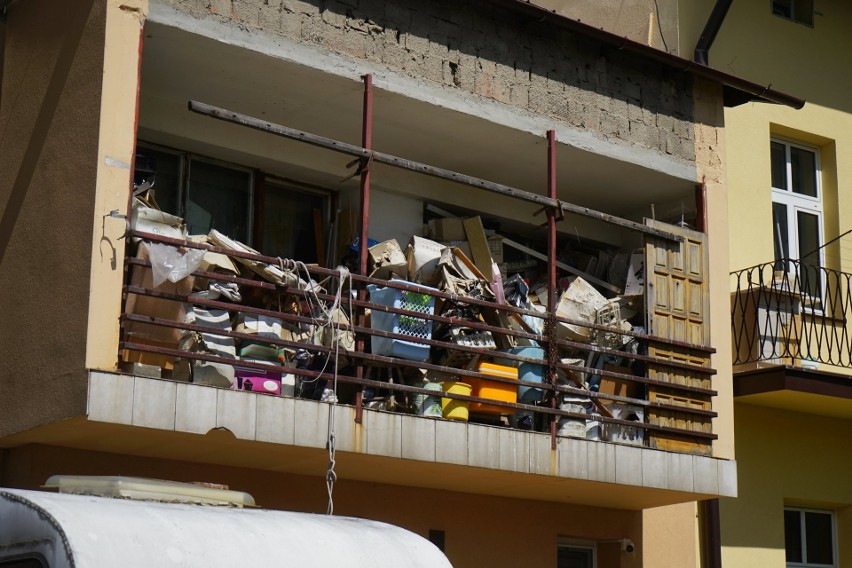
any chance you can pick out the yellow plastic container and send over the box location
[467,362,518,415]
[441,381,472,422]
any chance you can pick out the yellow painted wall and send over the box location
[2,443,646,568]
[719,403,852,567]
[0,0,106,437]
[85,0,149,370]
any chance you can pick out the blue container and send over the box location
[500,347,545,403]
[367,281,437,362]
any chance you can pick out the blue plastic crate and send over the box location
[367,281,437,362]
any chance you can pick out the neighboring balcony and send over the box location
[731,259,852,417]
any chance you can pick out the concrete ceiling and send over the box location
[137,22,697,236]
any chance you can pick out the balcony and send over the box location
[730,259,852,417]
[99,205,732,507]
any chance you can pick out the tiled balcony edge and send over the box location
[87,371,736,498]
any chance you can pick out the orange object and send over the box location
[467,362,518,415]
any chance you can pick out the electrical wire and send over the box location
[651,0,670,53]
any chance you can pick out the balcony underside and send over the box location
[734,366,852,419]
[1,371,736,510]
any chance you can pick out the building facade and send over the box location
[0,0,798,566]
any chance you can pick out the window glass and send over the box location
[771,141,788,190]
[772,0,792,18]
[773,202,789,260]
[134,146,182,215]
[797,211,822,299]
[791,146,817,197]
[557,546,594,568]
[785,509,803,562]
[772,0,813,25]
[785,508,836,567]
[805,511,834,565]
[262,182,326,263]
[186,159,252,243]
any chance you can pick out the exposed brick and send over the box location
[160,0,701,165]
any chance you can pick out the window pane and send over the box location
[557,547,593,568]
[790,146,817,197]
[785,509,803,563]
[773,202,789,261]
[805,511,834,564]
[797,211,821,298]
[134,147,182,216]
[186,160,252,243]
[772,0,792,17]
[793,0,814,25]
[262,184,326,263]
[771,141,788,190]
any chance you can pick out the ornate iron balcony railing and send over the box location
[731,259,852,368]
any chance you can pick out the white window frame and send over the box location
[785,507,838,568]
[557,538,597,568]
[770,137,824,308]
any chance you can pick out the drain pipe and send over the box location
[693,0,733,65]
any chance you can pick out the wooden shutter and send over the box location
[644,220,713,455]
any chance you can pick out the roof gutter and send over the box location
[488,0,805,109]
[694,0,733,66]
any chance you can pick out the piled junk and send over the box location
[122,192,649,446]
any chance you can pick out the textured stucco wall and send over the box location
[157,0,697,164]
[0,0,106,437]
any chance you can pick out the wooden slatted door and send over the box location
[644,219,713,455]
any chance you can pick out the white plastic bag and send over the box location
[147,243,205,287]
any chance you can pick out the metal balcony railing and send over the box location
[731,259,852,368]
[118,231,718,455]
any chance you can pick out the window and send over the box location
[558,541,596,568]
[772,0,814,26]
[134,143,330,263]
[784,507,836,567]
[771,138,823,302]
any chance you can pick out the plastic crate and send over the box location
[367,281,437,362]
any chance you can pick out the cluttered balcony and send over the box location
[72,61,735,504]
[110,104,721,484]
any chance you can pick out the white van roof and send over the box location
[0,488,453,568]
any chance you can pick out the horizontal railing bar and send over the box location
[129,230,715,354]
[188,101,686,243]
[123,283,718,396]
[120,342,716,440]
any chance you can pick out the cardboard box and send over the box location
[234,313,284,339]
[234,363,282,396]
[555,277,607,342]
[407,236,445,285]
[124,242,193,346]
[368,239,408,280]
[427,218,467,241]
[599,364,642,399]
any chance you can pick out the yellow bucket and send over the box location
[441,381,472,422]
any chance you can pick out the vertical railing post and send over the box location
[546,130,558,450]
[355,74,373,424]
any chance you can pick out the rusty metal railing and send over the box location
[118,231,718,454]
